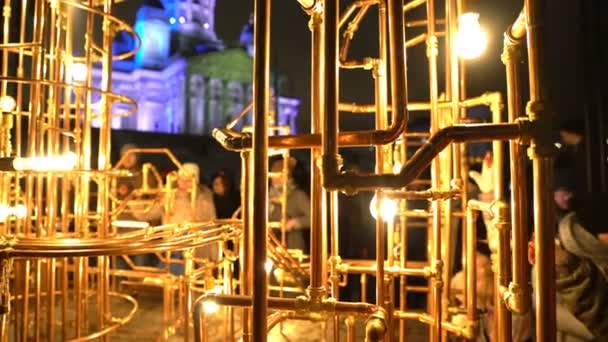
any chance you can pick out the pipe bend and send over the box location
[365,308,388,342]
[212,128,251,151]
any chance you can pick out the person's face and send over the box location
[554,189,573,211]
[212,177,226,195]
[177,175,193,191]
[122,153,137,169]
[270,161,283,187]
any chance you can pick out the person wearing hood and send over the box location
[132,162,217,275]
[268,156,310,251]
[529,194,608,341]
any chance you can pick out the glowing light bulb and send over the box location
[0,95,16,112]
[0,205,9,222]
[178,16,186,24]
[392,161,402,175]
[202,300,219,314]
[265,259,273,274]
[13,152,78,171]
[12,205,27,219]
[369,194,398,221]
[112,220,150,229]
[203,22,210,29]
[169,17,176,24]
[69,62,88,83]
[454,13,487,59]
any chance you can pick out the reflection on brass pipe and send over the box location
[502,15,531,316]
[524,0,557,339]
[323,123,527,192]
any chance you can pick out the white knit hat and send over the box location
[179,163,200,182]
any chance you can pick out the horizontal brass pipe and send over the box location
[213,92,502,151]
[384,188,461,200]
[338,264,432,277]
[393,311,475,338]
[323,122,528,192]
[194,293,376,315]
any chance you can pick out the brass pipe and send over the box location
[251,0,271,339]
[338,263,432,277]
[502,8,530,316]
[193,293,376,315]
[493,201,512,342]
[365,308,387,342]
[374,0,389,323]
[339,0,379,28]
[465,206,477,325]
[345,316,356,342]
[323,123,527,192]
[524,0,557,339]
[339,5,371,66]
[403,0,427,13]
[309,8,325,292]
[490,92,512,342]
[425,0,446,338]
[384,188,461,200]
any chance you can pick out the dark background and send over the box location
[112,0,607,190]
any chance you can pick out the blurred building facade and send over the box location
[92,0,299,135]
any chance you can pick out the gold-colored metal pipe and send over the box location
[501,30,530,315]
[338,263,432,277]
[365,308,387,342]
[309,7,326,293]
[522,0,557,339]
[322,123,527,192]
[251,0,271,340]
[193,293,376,315]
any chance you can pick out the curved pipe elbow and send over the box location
[365,308,388,342]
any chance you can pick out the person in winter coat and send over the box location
[268,156,310,251]
[132,163,217,275]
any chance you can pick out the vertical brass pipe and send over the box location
[240,152,252,342]
[502,36,530,314]
[426,0,443,338]
[491,96,512,342]
[251,0,271,339]
[310,8,325,291]
[465,207,477,323]
[374,0,389,333]
[524,0,556,340]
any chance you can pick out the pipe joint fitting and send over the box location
[426,35,439,57]
[431,259,443,277]
[501,40,523,64]
[294,295,309,314]
[321,297,336,314]
[514,117,533,145]
[526,100,557,157]
[365,308,388,342]
[307,286,327,305]
[371,59,385,76]
[503,282,530,314]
